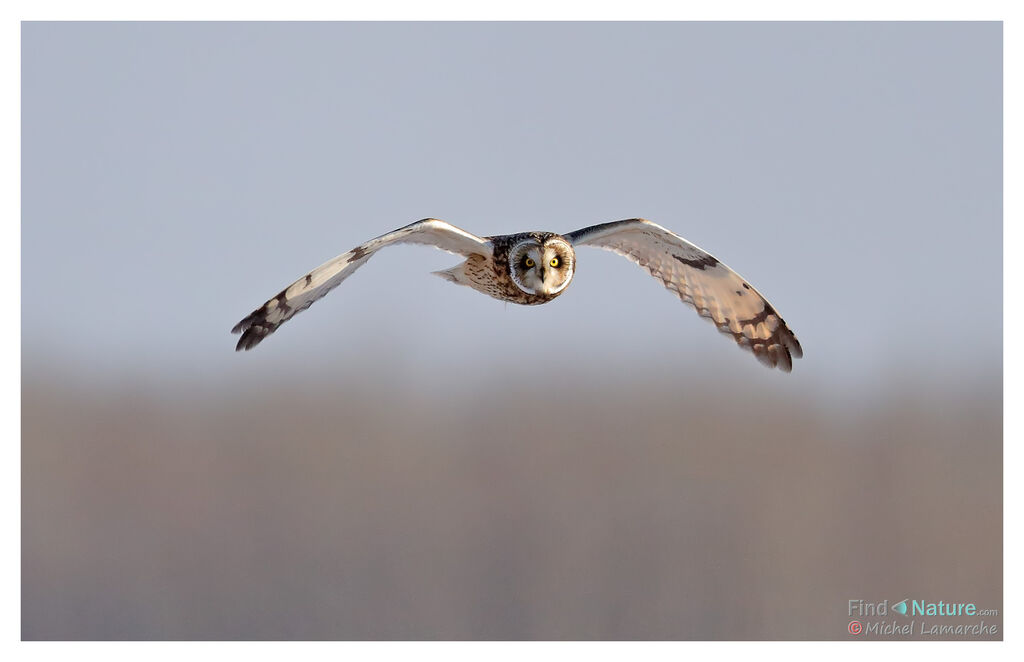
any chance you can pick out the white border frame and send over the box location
[6,2,1016,660]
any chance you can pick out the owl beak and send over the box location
[537,266,549,293]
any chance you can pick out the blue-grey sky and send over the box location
[22,22,1001,399]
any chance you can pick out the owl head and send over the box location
[508,235,576,297]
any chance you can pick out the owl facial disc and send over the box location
[508,238,575,296]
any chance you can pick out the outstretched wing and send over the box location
[566,218,802,371]
[232,218,492,351]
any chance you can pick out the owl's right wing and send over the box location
[566,218,802,372]
[232,218,492,350]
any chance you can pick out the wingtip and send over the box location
[232,312,270,351]
[751,340,798,373]
[775,347,794,373]
[234,326,269,351]
[776,327,803,367]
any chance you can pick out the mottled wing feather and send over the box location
[232,218,492,350]
[567,218,802,371]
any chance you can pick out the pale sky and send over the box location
[22,22,1001,399]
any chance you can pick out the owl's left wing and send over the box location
[566,218,802,372]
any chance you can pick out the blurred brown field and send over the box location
[21,367,1001,640]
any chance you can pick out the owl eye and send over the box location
[549,257,560,268]
[524,257,535,268]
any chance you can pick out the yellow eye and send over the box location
[524,257,535,268]
[550,257,560,268]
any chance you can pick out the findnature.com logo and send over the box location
[846,599,999,637]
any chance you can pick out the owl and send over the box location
[232,218,803,371]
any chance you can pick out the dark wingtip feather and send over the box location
[235,325,270,351]
[231,307,271,350]
[788,334,804,360]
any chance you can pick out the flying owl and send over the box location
[232,218,803,371]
